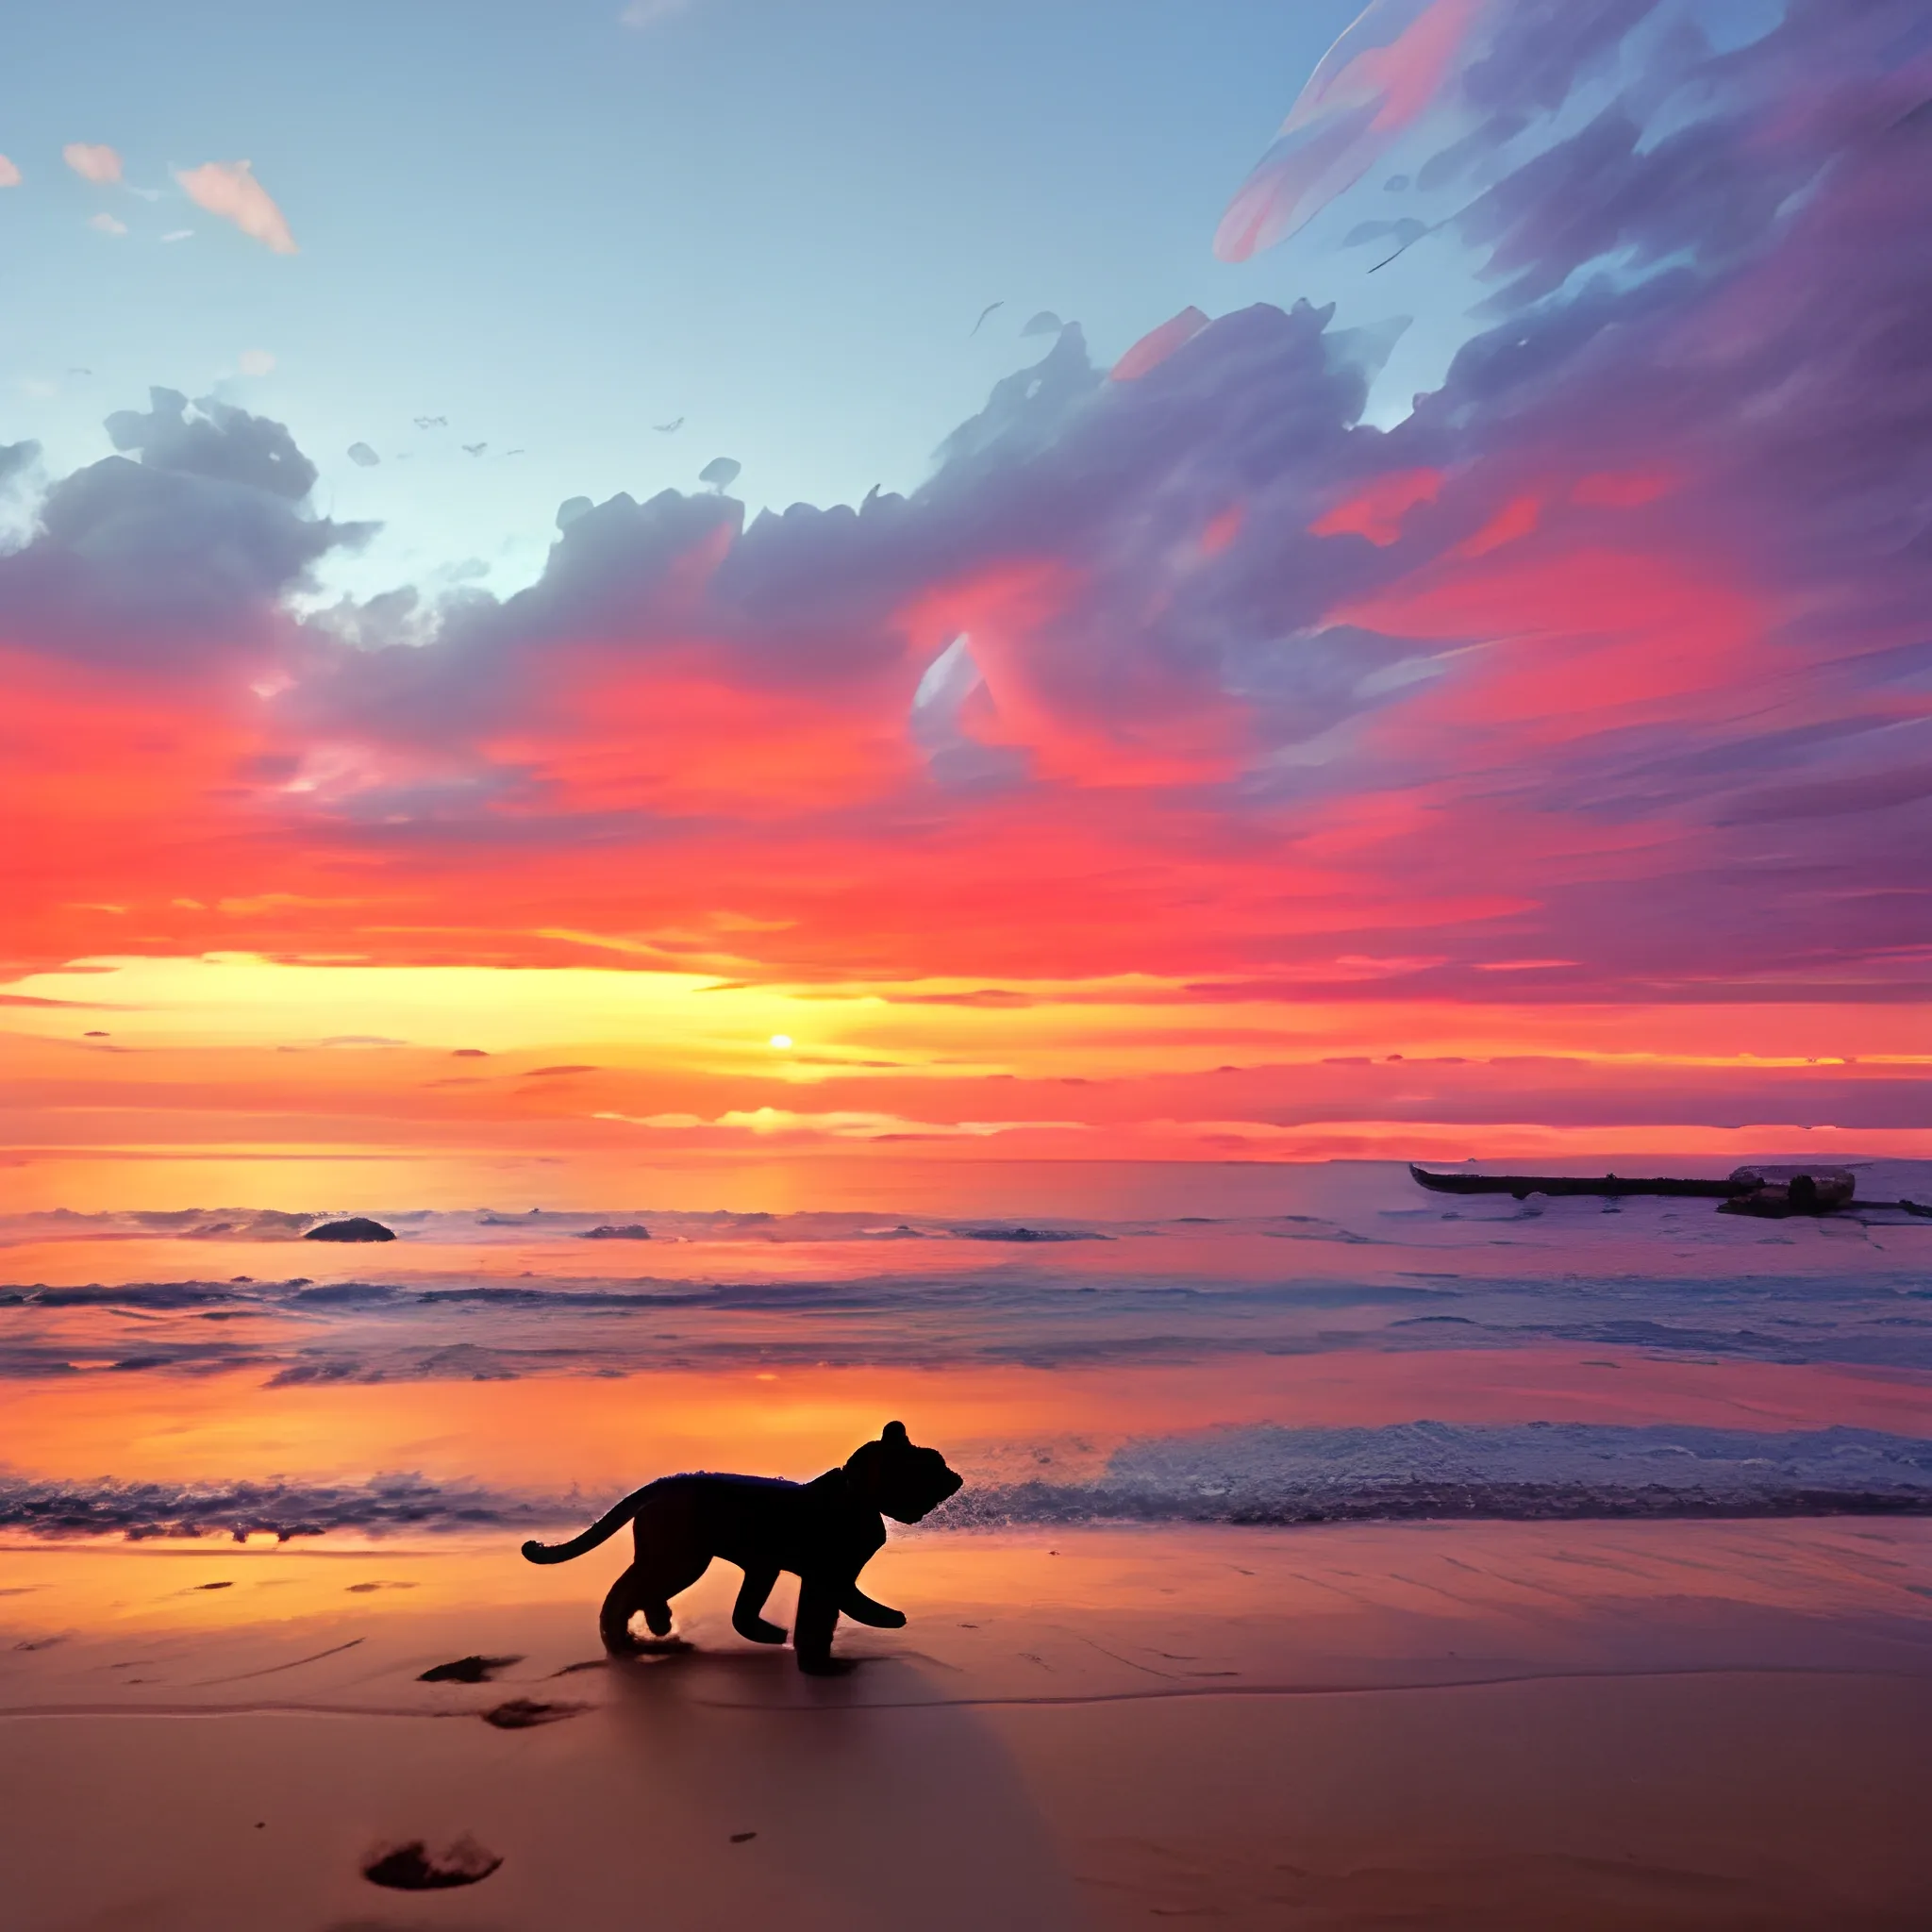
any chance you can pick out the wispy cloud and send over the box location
[0,155,21,189]
[62,142,123,184]
[620,0,693,25]
[174,159,297,254]
[594,1108,1086,1141]
[87,211,128,237]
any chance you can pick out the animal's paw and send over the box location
[734,1617,789,1645]
[841,1597,907,1628]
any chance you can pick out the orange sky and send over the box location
[5,947,1925,1210]
[6,482,1925,1212]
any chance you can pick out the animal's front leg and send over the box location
[731,1562,787,1644]
[791,1573,850,1674]
[841,1585,907,1628]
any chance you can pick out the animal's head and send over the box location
[844,1422,963,1524]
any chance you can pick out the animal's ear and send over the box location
[882,1421,908,1444]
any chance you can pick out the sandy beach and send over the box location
[6,1519,1928,1930]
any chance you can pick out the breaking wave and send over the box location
[5,1424,1927,1544]
[934,1424,1932,1527]
[5,1170,1929,1381]
[0,1473,567,1543]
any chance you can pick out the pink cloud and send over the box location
[62,142,123,184]
[1109,307,1209,382]
[174,160,297,255]
[1453,491,1541,558]
[1310,467,1445,545]
[1215,0,1488,261]
[0,155,21,189]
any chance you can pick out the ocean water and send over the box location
[2,1160,1927,1542]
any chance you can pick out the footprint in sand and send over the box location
[362,1836,502,1890]
[483,1697,586,1729]
[417,1654,522,1683]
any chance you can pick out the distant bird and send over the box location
[462,441,488,456]
[655,416,684,433]
[414,415,447,430]
[67,365,93,376]
[1369,219,1441,273]
[698,456,741,491]
[970,300,1005,336]
[505,447,525,456]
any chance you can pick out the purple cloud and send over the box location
[2,0,1926,1004]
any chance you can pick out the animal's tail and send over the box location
[521,1484,656,1565]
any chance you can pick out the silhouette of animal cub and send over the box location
[521,1423,962,1673]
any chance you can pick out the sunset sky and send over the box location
[4,0,1927,1209]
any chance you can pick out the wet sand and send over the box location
[4,1520,1928,1929]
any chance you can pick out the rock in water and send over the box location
[961,1225,1101,1243]
[303,1218,396,1242]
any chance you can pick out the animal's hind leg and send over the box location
[629,1545,711,1641]
[599,1565,647,1655]
[731,1562,787,1644]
